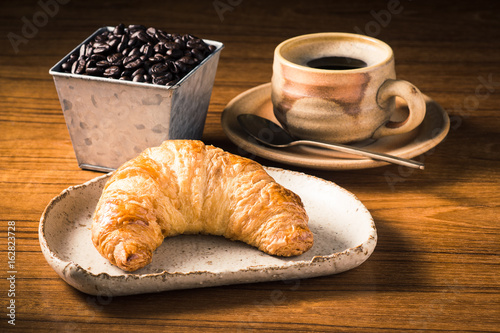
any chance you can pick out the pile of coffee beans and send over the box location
[60,24,216,86]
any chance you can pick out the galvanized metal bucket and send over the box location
[50,27,223,172]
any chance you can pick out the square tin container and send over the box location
[50,26,223,172]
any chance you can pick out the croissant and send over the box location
[91,140,313,272]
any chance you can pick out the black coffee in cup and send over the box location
[306,56,367,70]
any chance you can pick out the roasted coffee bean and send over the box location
[177,55,195,65]
[61,62,72,71]
[155,31,171,43]
[85,44,94,57]
[163,42,180,50]
[116,42,126,53]
[93,42,108,48]
[153,43,167,54]
[78,44,87,58]
[149,62,169,75]
[131,30,152,44]
[120,33,129,44]
[140,44,152,58]
[93,45,110,54]
[128,47,141,57]
[128,24,146,32]
[96,60,110,67]
[152,75,169,85]
[113,23,125,36]
[152,72,173,84]
[132,68,145,77]
[86,67,104,76]
[108,38,119,51]
[182,34,193,42]
[70,60,78,74]
[121,47,130,56]
[119,76,131,81]
[155,53,166,60]
[76,58,87,74]
[128,37,139,48]
[90,54,106,61]
[174,38,186,50]
[147,57,159,64]
[123,54,140,65]
[62,54,77,71]
[111,59,123,66]
[148,54,164,63]
[121,69,133,77]
[107,53,123,63]
[86,59,97,68]
[72,59,85,74]
[132,74,144,82]
[186,39,203,49]
[103,66,121,78]
[146,27,156,38]
[166,48,183,59]
[191,48,206,61]
[174,61,188,73]
[152,70,173,80]
[95,34,107,43]
[166,60,179,74]
[124,58,142,69]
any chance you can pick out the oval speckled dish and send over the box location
[39,167,377,296]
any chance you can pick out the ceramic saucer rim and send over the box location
[221,82,450,170]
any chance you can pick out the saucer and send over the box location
[221,83,450,170]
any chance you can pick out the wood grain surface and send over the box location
[1,0,499,331]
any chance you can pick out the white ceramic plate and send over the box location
[39,167,377,296]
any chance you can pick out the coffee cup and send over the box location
[271,32,426,144]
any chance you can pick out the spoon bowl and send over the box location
[237,114,424,170]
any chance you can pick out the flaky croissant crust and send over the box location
[92,140,313,271]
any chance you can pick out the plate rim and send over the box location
[39,167,377,295]
[221,82,450,170]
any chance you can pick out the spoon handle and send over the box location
[294,140,425,169]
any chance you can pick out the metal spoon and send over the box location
[237,114,424,170]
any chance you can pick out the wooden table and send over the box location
[1,0,499,331]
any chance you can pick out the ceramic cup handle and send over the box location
[373,79,426,139]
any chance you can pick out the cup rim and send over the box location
[274,32,394,73]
